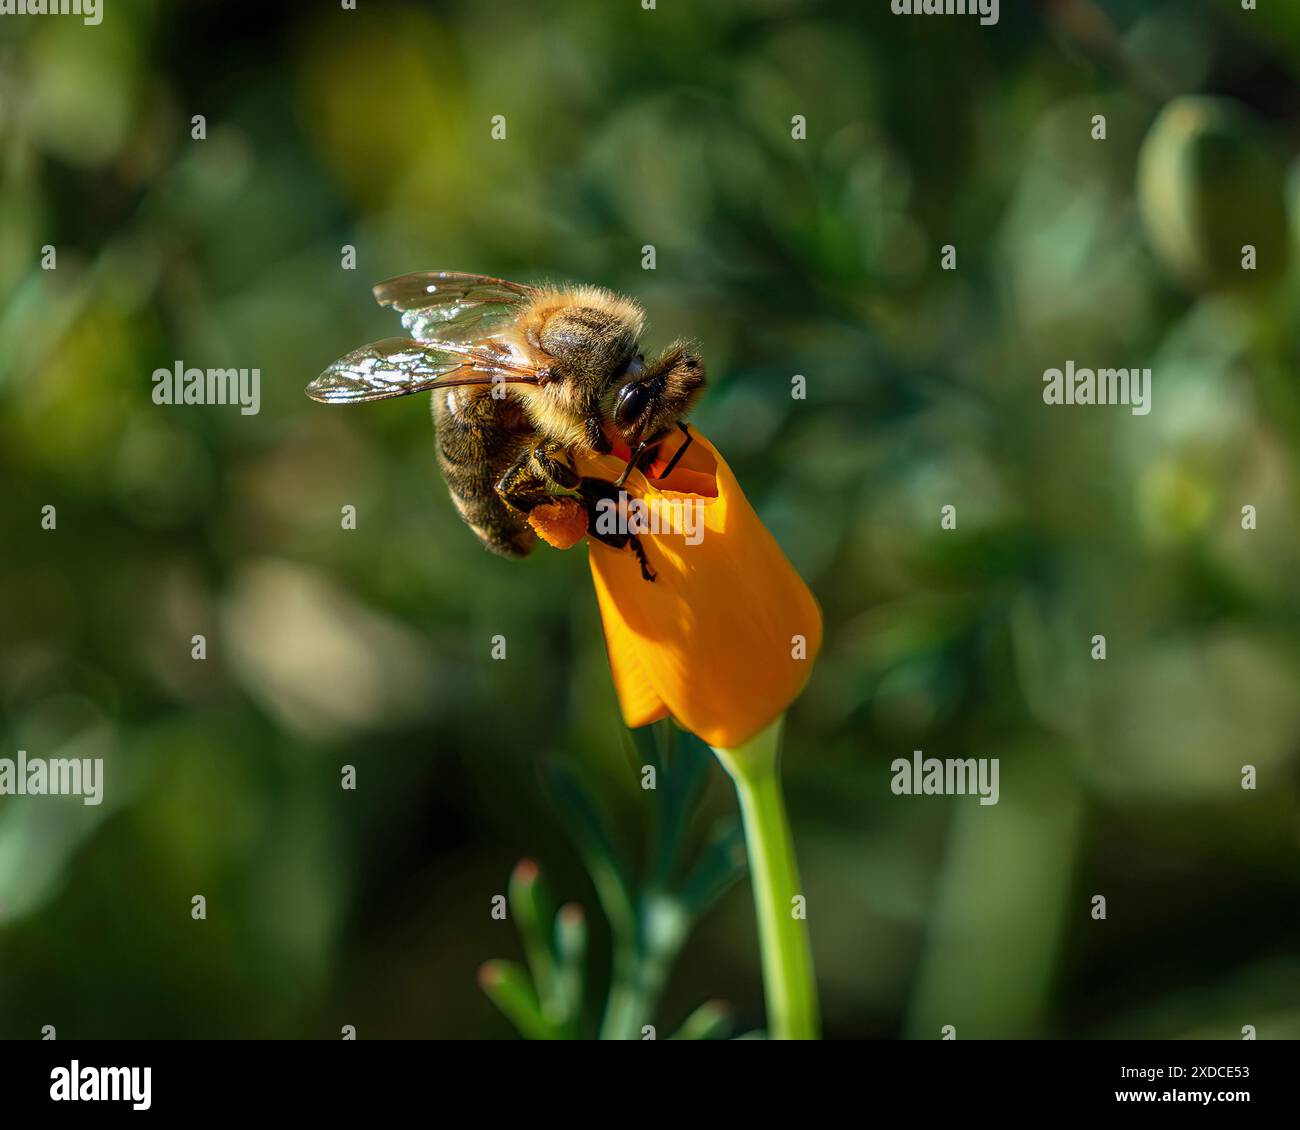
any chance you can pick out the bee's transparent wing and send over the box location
[305,337,542,404]
[371,271,535,345]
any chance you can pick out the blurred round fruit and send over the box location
[1137,96,1289,289]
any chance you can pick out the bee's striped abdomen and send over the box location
[432,387,536,558]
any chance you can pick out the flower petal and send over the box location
[590,556,671,728]
[580,430,821,748]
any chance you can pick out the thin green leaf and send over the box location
[624,722,663,776]
[677,817,747,917]
[553,902,588,1034]
[649,726,713,886]
[478,960,554,1041]
[539,756,636,941]
[670,1000,733,1040]
[509,860,560,1021]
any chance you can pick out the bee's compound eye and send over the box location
[614,382,649,428]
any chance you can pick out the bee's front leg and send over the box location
[584,416,612,454]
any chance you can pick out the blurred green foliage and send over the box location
[2,0,1300,1039]
[480,723,745,1040]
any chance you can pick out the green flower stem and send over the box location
[711,717,820,1040]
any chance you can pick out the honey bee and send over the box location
[306,272,706,579]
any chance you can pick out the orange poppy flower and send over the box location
[566,427,823,750]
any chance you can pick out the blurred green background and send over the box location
[3,0,1300,1039]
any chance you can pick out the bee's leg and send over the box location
[577,476,656,582]
[530,442,581,490]
[494,447,555,515]
[495,441,582,514]
[584,516,657,582]
[584,416,612,455]
[627,533,656,582]
[497,450,657,582]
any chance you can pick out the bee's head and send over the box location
[606,341,706,454]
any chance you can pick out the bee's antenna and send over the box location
[653,423,693,481]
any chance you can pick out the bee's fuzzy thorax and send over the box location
[508,282,650,451]
[514,383,592,450]
[524,284,646,342]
